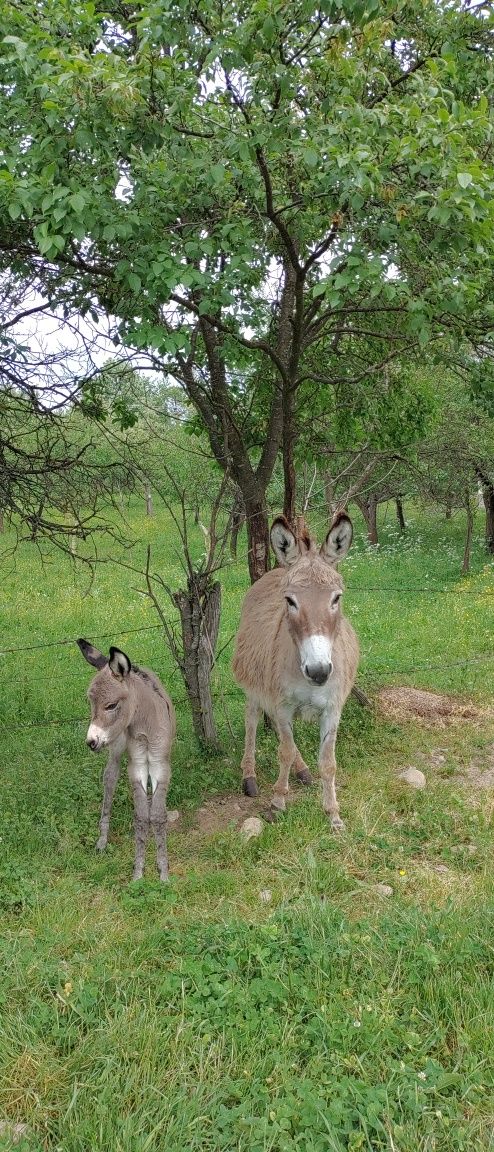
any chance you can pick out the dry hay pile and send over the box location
[377,686,492,726]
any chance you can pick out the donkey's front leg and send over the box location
[97,733,126,851]
[319,709,344,831]
[149,756,171,882]
[241,696,261,798]
[271,714,297,814]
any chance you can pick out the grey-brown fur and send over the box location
[232,515,359,826]
[77,639,176,881]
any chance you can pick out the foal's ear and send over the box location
[270,516,300,567]
[77,638,108,670]
[321,513,353,564]
[109,647,132,679]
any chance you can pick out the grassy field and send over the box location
[0,500,493,1151]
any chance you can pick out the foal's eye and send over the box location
[330,593,342,610]
[105,702,119,712]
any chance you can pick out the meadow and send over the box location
[0,499,493,1151]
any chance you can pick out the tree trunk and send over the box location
[445,499,452,520]
[395,497,406,531]
[282,385,297,529]
[324,472,334,519]
[0,509,4,533]
[461,499,474,575]
[173,578,221,749]
[230,488,245,560]
[357,495,379,544]
[482,480,494,554]
[245,499,270,583]
[145,483,153,517]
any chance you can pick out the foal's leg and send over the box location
[149,752,171,882]
[127,740,150,881]
[97,732,126,851]
[319,710,344,831]
[241,696,261,797]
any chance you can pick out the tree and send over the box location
[1,0,494,577]
[0,285,138,557]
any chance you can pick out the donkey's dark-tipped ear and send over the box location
[77,639,108,670]
[321,513,353,565]
[270,516,299,567]
[109,647,132,679]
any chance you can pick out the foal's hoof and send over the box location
[242,777,259,798]
[330,814,345,833]
[296,768,313,786]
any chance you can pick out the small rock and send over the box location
[432,864,450,874]
[0,1122,30,1144]
[399,767,426,789]
[167,810,180,824]
[259,889,272,903]
[240,817,264,841]
[373,883,394,898]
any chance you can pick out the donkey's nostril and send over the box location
[87,737,98,751]
[305,662,331,685]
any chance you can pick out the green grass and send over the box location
[0,500,493,1150]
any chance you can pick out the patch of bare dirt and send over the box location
[457,743,494,790]
[173,786,304,839]
[193,793,262,836]
[377,686,493,726]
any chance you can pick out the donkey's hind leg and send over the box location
[97,732,126,851]
[149,755,171,882]
[293,747,313,786]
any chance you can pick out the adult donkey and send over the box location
[232,514,358,827]
[77,640,176,881]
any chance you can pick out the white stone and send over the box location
[259,889,272,903]
[167,810,180,824]
[240,817,264,841]
[373,883,394,897]
[399,767,426,789]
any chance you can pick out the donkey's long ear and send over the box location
[77,638,108,670]
[321,513,353,565]
[109,647,132,679]
[270,516,300,567]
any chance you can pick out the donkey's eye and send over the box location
[105,702,119,712]
[330,593,342,610]
[285,595,299,611]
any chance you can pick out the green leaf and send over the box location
[457,172,473,189]
[70,193,86,214]
[127,272,142,293]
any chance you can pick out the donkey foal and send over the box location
[78,639,176,881]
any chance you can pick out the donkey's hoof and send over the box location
[264,804,285,823]
[242,777,259,798]
[296,768,313,786]
[330,814,345,833]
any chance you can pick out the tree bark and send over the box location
[356,494,379,544]
[145,483,153,517]
[173,578,221,749]
[245,499,270,584]
[461,498,474,575]
[395,497,406,531]
[230,488,245,559]
[483,481,494,554]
